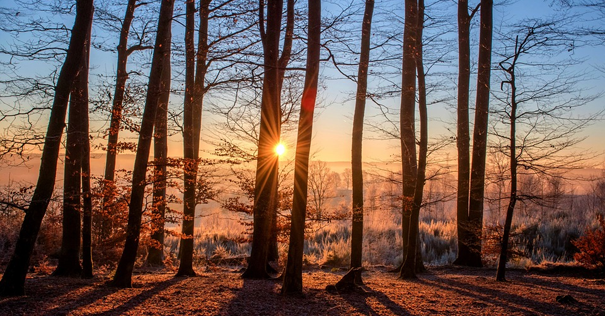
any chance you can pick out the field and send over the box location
[1,266,603,315]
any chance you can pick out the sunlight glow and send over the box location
[275,143,286,156]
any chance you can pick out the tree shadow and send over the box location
[100,277,184,315]
[424,273,595,315]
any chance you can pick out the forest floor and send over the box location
[0,265,604,315]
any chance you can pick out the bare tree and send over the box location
[0,0,94,296]
[281,0,321,294]
[111,0,175,288]
[467,0,493,267]
[492,19,600,281]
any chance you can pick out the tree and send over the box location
[454,0,480,267]
[147,34,171,267]
[100,0,152,239]
[111,0,174,288]
[0,0,95,296]
[350,0,375,275]
[282,0,321,295]
[398,0,418,279]
[466,0,492,267]
[492,20,599,281]
[242,0,283,279]
[400,0,428,279]
[53,18,93,277]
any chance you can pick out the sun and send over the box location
[275,143,286,156]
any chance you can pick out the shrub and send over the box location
[573,215,605,270]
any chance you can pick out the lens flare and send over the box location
[275,143,286,156]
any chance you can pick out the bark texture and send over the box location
[281,0,321,295]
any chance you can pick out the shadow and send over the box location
[100,277,184,315]
[339,285,412,316]
[424,273,593,315]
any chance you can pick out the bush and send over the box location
[573,215,605,270]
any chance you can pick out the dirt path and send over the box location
[1,266,603,315]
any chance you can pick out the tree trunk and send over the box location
[400,0,425,280]
[398,0,418,279]
[0,0,94,296]
[102,0,139,240]
[148,40,171,267]
[81,20,93,278]
[54,16,93,278]
[350,0,374,273]
[111,0,175,288]
[497,35,521,282]
[268,0,295,264]
[242,0,283,279]
[454,0,473,267]
[281,0,320,295]
[467,0,493,268]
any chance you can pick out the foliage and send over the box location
[573,215,605,270]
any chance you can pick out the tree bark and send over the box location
[281,0,320,295]
[148,38,171,267]
[0,0,94,296]
[398,0,418,279]
[454,0,473,267]
[54,16,93,278]
[111,0,175,288]
[102,0,139,239]
[268,0,295,264]
[350,0,375,273]
[242,0,283,279]
[400,0,425,279]
[468,0,493,268]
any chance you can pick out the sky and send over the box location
[0,0,604,176]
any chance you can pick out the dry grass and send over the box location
[1,266,604,315]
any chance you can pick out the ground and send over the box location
[1,266,604,315]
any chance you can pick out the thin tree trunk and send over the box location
[0,0,94,296]
[177,0,210,277]
[468,0,493,268]
[102,0,139,239]
[111,0,175,288]
[81,19,93,278]
[242,0,283,279]
[497,35,521,282]
[400,0,425,279]
[148,43,171,267]
[281,0,321,295]
[268,0,295,264]
[454,0,474,267]
[398,0,418,279]
[351,0,374,273]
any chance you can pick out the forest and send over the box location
[0,0,604,314]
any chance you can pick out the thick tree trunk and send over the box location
[53,61,86,278]
[350,0,374,273]
[400,0,425,279]
[398,0,418,279]
[148,42,171,267]
[281,0,320,295]
[102,0,139,239]
[468,0,493,268]
[111,0,175,288]
[0,0,94,296]
[454,0,473,266]
[242,0,283,279]
[54,18,93,278]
